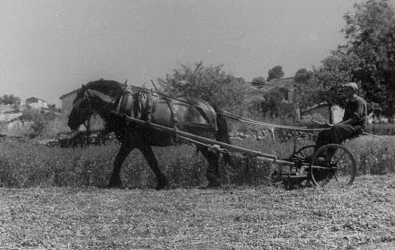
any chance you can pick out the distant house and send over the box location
[301,103,344,124]
[59,89,80,113]
[25,97,48,109]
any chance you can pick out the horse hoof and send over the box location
[206,182,221,189]
[155,181,169,190]
[155,185,166,190]
[107,182,123,189]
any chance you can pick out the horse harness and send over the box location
[112,86,176,127]
[111,86,217,134]
[80,84,218,135]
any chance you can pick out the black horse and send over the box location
[68,79,232,189]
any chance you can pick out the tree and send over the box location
[164,61,250,113]
[261,88,285,117]
[341,0,395,116]
[312,49,362,107]
[261,87,293,118]
[251,76,266,88]
[294,68,312,83]
[293,68,317,109]
[1,94,21,105]
[266,66,285,82]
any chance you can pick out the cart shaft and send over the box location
[120,114,279,161]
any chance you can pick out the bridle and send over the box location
[72,87,126,130]
[72,89,94,130]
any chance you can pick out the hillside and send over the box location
[0,105,22,121]
[0,104,69,138]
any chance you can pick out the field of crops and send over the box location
[1,136,395,249]
[0,137,297,189]
[1,134,394,188]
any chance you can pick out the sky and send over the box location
[0,0,378,107]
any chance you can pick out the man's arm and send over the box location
[338,116,358,125]
[340,98,366,126]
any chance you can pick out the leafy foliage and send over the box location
[341,0,395,115]
[266,65,285,82]
[299,0,395,114]
[0,94,21,105]
[293,68,322,110]
[311,49,361,107]
[20,108,59,138]
[261,87,293,118]
[164,61,250,113]
[251,76,266,88]
[294,68,312,83]
[293,49,364,109]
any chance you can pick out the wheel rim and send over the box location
[295,145,315,157]
[294,145,315,161]
[310,144,357,188]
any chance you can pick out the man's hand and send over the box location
[312,119,333,128]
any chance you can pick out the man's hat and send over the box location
[343,82,358,91]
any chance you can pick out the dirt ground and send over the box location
[1,174,395,250]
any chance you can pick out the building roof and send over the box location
[26,97,47,103]
[59,89,80,100]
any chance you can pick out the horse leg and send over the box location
[108,143,133,188]
[139,145,169,190]
[199,146,221,188]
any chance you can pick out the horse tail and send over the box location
[213,106,233,165]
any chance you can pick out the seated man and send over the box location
[314,82,367,152]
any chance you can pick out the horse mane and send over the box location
[85,79,124,97]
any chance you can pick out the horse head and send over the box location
[68,85,95,131]
[68,80,129,131]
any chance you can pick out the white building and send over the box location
[25,97,48,109]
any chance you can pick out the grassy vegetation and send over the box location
[365,123,395,135]
[0,138,292,189]
[0,133,394,189]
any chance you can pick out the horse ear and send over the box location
[81,84,86,90]
[124,79,128,86]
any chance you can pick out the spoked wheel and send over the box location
[310,144,357,188]
[293,144,315,160]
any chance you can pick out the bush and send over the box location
[345,136,395,175]
[17,108,69,139]
[364,123,395,135]
[164,61,250,113]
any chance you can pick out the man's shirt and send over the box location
[343,95,367,128]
